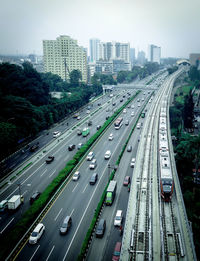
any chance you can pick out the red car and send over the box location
[112,242,122,261]
[123,176,130,186]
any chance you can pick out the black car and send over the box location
[46,156,54,164]
[30,191,41,204]
[88,120,92,126]
[106,116,110,120]
[96,125,101,130]
[97,103,101,106]
[68,144,75,151]
[89,173,98,185]
[95,219,106,238]
[29,143,39,152]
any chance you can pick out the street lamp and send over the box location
[108,164,118,182]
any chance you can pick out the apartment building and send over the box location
[43,35,87,82]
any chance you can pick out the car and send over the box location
[127,145,132,152]
[120,99,123,102]
[53,131,61,138]
[86,110,90,114]
[60,216,72,234]
[109,133,114,141]
[96,125,101,130]
[73,171,80,181]
[68,144,75,151]
[131,105,134,109]
[106,116,110,120]
[87,151,94,161]
[137,99,140,102]
[142,98,144,101]
[29,223,45,244]
[123,176,131,186]
[131,112,134,117]
[46,156,54,164]
[77,129,82,136]
[127,105,131,108]
[0,200,8,212]
[112,242,122,261]
[89,159,97,169]
[77,143,83,150]
[95,219,106,238]
[89,173,98,185]
[77,116,81,120]
[87,106,91,110]
[97,103,101,106]
[104,150,111,159]
[137,123,141,129]
[106,108,110,112]
[88,120,92,126]
[125,120,129,126]
[30,191,41,204]
[130,158,136,167]
[114,210,123,226]
[29,143,39,152]
[123,109,127,113]
[138,103,141,107]
[112,102,116,106]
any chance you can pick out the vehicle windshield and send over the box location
[116,216,121,220]
[62,223,68,228]
[31,232,38,237]
[114,251,120,256]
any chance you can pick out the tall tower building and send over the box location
[130,48,136,66]
[89,38,100,62]
[148,44,161,64]
[43,35,87,82]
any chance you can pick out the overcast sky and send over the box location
[0,0,199,58]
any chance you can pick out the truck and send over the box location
[8,195,24,210]
[105,180,117,205]
[82,127,90,137]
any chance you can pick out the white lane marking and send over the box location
[54,208,63,221]
[29,245,40,261]
[46,245,55,261]
[70,209,74,217]
[22,190,28,196]
[72,183,78,192]
[40,169,47,177]
[0,217,15,234]
[62,169,106,261]
[21,164,45,186]
[49,170,56,178]
[82,184,88,193]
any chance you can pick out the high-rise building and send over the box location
[43,35,87,82]
[189,53,200,66]
[137,51,146,65]
[98,41,130,63]
[148,44,161,64]
[89,38,100,62]
[130,48,135,66]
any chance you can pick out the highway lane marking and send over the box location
[82,184,88,193]
[22,190,28,196]
[49,170,56,178]
[69,209,74,217]
[7,164,45,199]
[29,245,40,261]
[46,245,55,261]
[62,166,107,261]
[41,169,47,177]
[0,217,14,234]
[72,183,78,192]
[54,208,63,221]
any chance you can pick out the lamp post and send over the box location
[108,164,118,182]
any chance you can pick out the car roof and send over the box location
[98,219,105,227]
[116,210,122,215]
[34,223,44,232]
[63,216,71,224]
[114,242,122,251]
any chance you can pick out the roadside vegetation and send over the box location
[0,63,102,162]
[169,65,200,258]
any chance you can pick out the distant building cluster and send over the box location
[189,53,200,67]
[148,44,161,64]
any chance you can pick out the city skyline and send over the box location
[0,0,200,58]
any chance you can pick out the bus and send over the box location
[114,117,123,130]
[82,127,90,137]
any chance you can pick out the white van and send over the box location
[114,210,123,226]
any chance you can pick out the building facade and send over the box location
[189,53,200,66]
[43,35,87,82]
[148,44,161,64]
[89,38,100,63]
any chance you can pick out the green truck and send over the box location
[82,127,90,137]
[105,180,117,205]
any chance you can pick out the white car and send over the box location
[53,131,61,138]
[86,110,90,114]
[131,112,135,117]
[137,123,141,129]
[108,133,114,141]
[89,159,97,169]
[87,151,94,161]
[104,150,111,159]
[130,158,135,168]
[138,103,141,107]
[114,210,123,226]
[73,171,80,181]
[29,223,45,244]
[123,109,127,113]
[131,105,134,109]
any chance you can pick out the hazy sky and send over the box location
[0,0,200,58]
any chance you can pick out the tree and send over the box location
[183,91,194,129]
[69,70,82,86]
